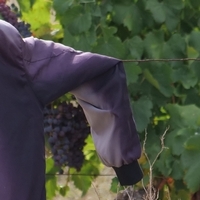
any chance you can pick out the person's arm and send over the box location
[71,62,143,185]
[22,33,143,186]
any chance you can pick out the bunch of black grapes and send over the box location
[44,102,90,172]
[0,0,32,37]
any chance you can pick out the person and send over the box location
[0,19,143,200]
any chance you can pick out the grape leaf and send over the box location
[166,128,195,156]
[142,62,173,97]
[172,65,198,89]
[156,149,173,177]
[146,0,183,31]
[124,36,144,59]
[112,4,142,34]
[144,30,164,58]
[92,36,126,59]
[53,0,74,15]
[171,159,184,180]
[131,96,153,132]
[45,158,58,200]
[165,104,200,129]
[124,63,142,85]
[21,0,51,31]
[46,176,58,200]
[189,31,200,52]
[110,177,123,193]
[61,5,92,34]
[181,135,200,192]
[146,0,165,24]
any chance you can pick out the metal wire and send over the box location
[122,57,200,62]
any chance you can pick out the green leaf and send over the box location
[83,135,95,151]
[30,0,36,8]
[190,0,200,8]
[146,0,165,24]
[156,148,173,177]
[53,0,74,15]
[124,63,142,85]
[166,128,195,156]
[59,185,69,197]
[17,0,31,12]
[63,28,75,47]
[91,4,101,17]
[171,159,184,180]
[142,62,173,97]
[92,36,126,59]
[164,0,184,10]
[71,175,91,196]
[46,176,58,200]
[21,0,52,31]
[45,158,58,200]
[162,34,186,62]
[189,31,200,52]
[144,128,165,163]
[187,46,199,65]
[144,31,164,58]
[165,104,200,129]
[172,65,198,89]
[61,5,92,34]
[110,177,123,193]
[146,0,183,30]
[46,157,60,175]
[143,68,160,90]
[70,159,101,195]
[101,26,117,40]
[190,59,200,80]
[112,4,142,34]
[124,36,144,59]
[163,3,180,31]
[131,96,153,132]
[69,13,92,34]
[185,88,200,107]
[181,135,200,192]
[167,34,186,56]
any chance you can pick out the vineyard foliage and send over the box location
[2,0,200,199]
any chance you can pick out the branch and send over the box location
[142,126,170,200]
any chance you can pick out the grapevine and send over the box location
[0,0,31,37]
[44,102,90,172]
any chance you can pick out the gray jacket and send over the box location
[0,20,142,200]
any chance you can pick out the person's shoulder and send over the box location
[0,20,24,64]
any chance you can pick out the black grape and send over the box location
[44,102,90,171]
[0,1,32,37]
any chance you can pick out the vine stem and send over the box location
[143,126,170,199]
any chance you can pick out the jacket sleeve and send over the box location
[22,37,119,105]
[22,37,143,185]
[71,62,143,185]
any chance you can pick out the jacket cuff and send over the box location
[112,161,143,186]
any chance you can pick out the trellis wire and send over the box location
[122,57,200,62]
[46,173,116,176]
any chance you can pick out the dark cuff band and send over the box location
[112,161,143,186]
